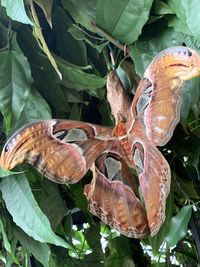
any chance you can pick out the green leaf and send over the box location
[72,229,90,252]
[68,25,108,53]
[180,36,200,120]
[166,205,192,248]
[53,6,88,66]
[0,219,12,256]
[64,213,73,244]
[167,0,200,42]
[105,236,135,267]
[71,184,88,213]
[148,191,174,255]
[99,100,114,126]
[167,16,192,36]
[0,21,10,49]
[63,0,153,45]
[152,0,174,16]
[84,223,104,264]
[17,25,71,112]
[0,174,71,249]
[14,226,50,267]
[30,1,62,79]
[13,87,51,132]
[130,24,184,76]
[180,78,200,126]
[61,0,98,31]
[0,50,33,132]
[56,56,106,92]
[0,167,22,178]
[96,0,153,45]
[176,175,199,199]
[69,103,83,121]
[37,179,67,231]
[1,0,33,25]
[180,82,193,127]
[189,142,200,181]
[51,246,78,267]
[63,88,86,103]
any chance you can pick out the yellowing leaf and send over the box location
[33,0,53,28]
[29,0,62,79]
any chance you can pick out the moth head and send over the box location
[146,46,200,81]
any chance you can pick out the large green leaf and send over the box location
[30,0,62,80]
[61,0,98,31]
[13,87,51,132]
[1,0,33,25]
[0,174,71,249]
[37,180,67,231]
[0,50,33,132]
[166,205,192,248]
[168,16,192,36]
[130,24,184,76]
[17,25,69,112]
[167,0,200,42]
[14,226,50,267]
[53,6,88,66]
[56,56,106,92]
[62,0,153,45]
[96,0,153,45]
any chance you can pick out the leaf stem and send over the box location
[165,245,170,267]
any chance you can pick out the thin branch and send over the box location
[91,23,130,55]
[73,24,105,41]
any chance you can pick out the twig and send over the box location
[91,23,130,55]
[73,24,105,41]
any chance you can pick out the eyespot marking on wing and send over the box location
[135,78,153,116]
[133,143,144,175]
[53,128,88,142]
[105,156,121,181]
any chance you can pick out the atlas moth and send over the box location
[1,46,200,238]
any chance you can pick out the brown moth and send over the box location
[1,46,200,238]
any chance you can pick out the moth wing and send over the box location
[131,47,200,146]
[1,119,113,183]
[131,136,171,236]
[84,147,150,238]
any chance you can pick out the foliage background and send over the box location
[0,0,200,266]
